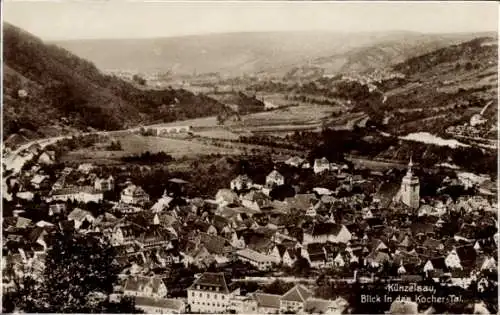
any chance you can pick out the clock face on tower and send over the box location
[400,158,420,209]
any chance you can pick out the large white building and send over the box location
[187,272,235,313]
[94,175,115,192]
[235,248,278,270]
[120,183,150,205]
[50,186,103,204]
[123,275,168,298]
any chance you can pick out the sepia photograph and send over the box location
[1,1,498,314]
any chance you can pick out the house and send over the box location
[230,231,246,249]
[230,175,254,192]
[280,284,313,313]
[268,245,284,264]
[423,257,447,275]
[18,89,28,98]
[121,183,150,205]
[303,223,352,245]
[389,300,418,315]
[94,175,115,192]
[151,192,174,213]
[16,191,34,201]
[183,245,216,269]
[199,232,232,258]
[304,297,348,314]
[111,225,142,246]
[253,292,281,314]
[67,208,95,230]
[50,186,103,203]
[265,170,285,188]
[77,163,95,174]
[215,189,239,206]
[445,249,463,270]
[123,276,167,298]
[313,158,330,174]
[312,187,334,196]
[241,191,271,211]
[187,272,234,314]
[135,297,185,314]
[48,203,66,216]
[282,249,297,267]
[235,248,276,270]
[228,295,259,314]
[455,245,477,269]
[285,193,318,213]
[301,244,326,269]
[477,256,496,272]
[37,151,55,165]
[31,174,49,189]
[285,156,306,168]
[365,251,390,268]
[138,227,172,249]
[333,252,346,267]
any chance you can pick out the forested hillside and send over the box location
[3,23,230,142]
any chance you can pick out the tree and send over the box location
[6,231,142,313]
[263,280,295,295]
[292,257,312,277]
[132,74,146,85]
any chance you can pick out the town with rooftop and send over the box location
[2,131,498,313]
[2,2,499,314]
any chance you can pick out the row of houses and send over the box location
[188,272,348,314]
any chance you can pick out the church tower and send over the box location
[400,157,420,209]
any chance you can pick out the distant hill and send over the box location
[284,32,494,79]
[2,23,232,142]
[52,31,475,77]
[207,91,265,114]
[374,36,498,135]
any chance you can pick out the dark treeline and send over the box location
[121,151,174,164]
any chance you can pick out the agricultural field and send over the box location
[60,134,245,164]
[145,104,350,138]
[193,128,240,140]
[234,104,341,127]
[149,116,219,129]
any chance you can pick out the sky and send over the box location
[3,1,499,41]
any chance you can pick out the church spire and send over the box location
[407,155,413,176]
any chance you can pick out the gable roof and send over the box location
[200,232,230,255]
[310,222,343,236]
[304,298,336,314]
[429,257,447,270]
[151,196,174,212]
[68,208,93,222]
[216,189,238,203]
[285,156,305,166]
[122,184,148,197]
[124,276,165,295]
[135,297,184,311]
[236,248,274,263]
[253,292,281,309]
[281,284,313,303]
[456,245,477,263]
[286,194,317,210]
[314,157,330,167]
[189,272,229,294]
[14,216,33,229]
[267,170,284,181]
[366,251,391,265]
